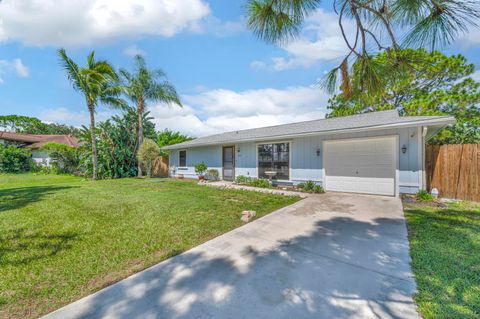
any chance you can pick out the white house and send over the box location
[163,110,455,197]
[0,131,80,165]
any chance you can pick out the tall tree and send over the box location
[157,129,193,156]
[120,55,182,177]
[58,49,125,180]
[0,115,80,136]
[326,49,480,144]
[0,115,46,133]
[246,0,479,96]
[78,108,156,179]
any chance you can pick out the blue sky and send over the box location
[0,0,479,137]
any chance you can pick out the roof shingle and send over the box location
[163,110,454,150]
[0,132,81,148]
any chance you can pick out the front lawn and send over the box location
[0,174,299,318]
[405,200,480,319]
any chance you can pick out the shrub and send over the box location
[206,169,219,180]
[298,180,316,191]
[137,139,160,177]
[79,108,156,179]
[416,189,434,201]
[235,175,253,184]
[248,178,272,188]
[297,180,324,193]
[234,175,272,188]
[312,185,325,193]
[41,142,79,174]
[0,145,31,173]
[194,162,208,176]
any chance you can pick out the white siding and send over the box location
[31,150,51,166]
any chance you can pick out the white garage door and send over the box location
[324,137,396,196]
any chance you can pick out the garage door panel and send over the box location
[327,167,356,176]
[325,137,396,196]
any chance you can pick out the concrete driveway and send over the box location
[43,193,419,319]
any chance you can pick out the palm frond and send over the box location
[403,0,479,50]
[391,0,428,26]
[100,95,129,109]
[119,69,133,83]
[94,60,119,81]
[149,82,182,107]
[122,55,182,109]
[87,51,96,69]
[358,56,385,96]
[320,67,340,94]
[58,48,84,92]
[134,54,147,72]
[246,0,322,44]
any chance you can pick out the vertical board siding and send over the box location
[168,127,423,193]
[290,127,420,191]
[169,146,223,179]
[152,156,169,177]
[426,144,480,202]
[235,142,257,178]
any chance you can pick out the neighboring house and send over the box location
[163,110,455,196]
[0,132,80,165]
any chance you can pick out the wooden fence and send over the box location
[152,156,169,177]
[426,144,479,202]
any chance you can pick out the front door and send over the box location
[222,146,235,181]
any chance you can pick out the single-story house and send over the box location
[163,110,455,196]
[0,131,80,165]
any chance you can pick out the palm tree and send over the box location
[120,55,182,177]
[246,0,479,97]
[58,49,125,180]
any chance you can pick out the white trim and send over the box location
[178,149,188,169]
[399,182,421,187]
[417,126,422,189]
[323,135,400,197]
[164,117,455,150]
[395,134,400,197]
[292,178,323,182]
[421,127,428,190]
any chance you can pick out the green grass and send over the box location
[0,173,299,318]
[405,200,480,319]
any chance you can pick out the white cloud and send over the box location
[150,86,329,137]
[457,25,480,48]
[471,70,480,81]
[39,107,116,126]
[123,45,146,57]
[251,9,355,71]
[199,16,246,37]
[37,86,330,138]
[13,58,29,77]
[0,58,29,83]
[0,0,211,47]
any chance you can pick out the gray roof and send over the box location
[163,110,455,150]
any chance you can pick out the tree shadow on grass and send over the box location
[0,228,80,266]
[0,186,77,212]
